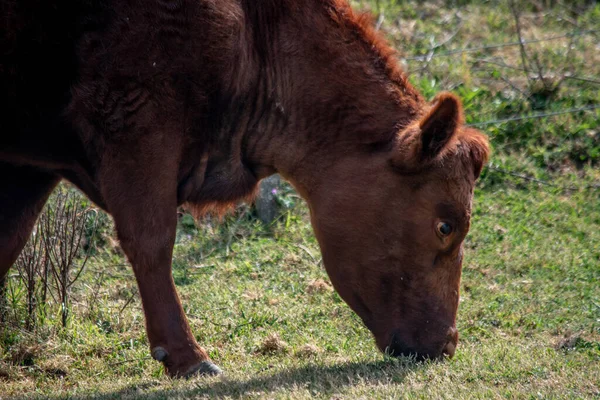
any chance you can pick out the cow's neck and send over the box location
[190,1,423,208]
[234,1,423,198]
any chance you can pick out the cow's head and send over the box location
[305,93,489,359]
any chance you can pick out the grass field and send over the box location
[1,1,599,399]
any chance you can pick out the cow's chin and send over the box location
[370,323,458,361]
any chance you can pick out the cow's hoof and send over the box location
[151,346,168,362]
[151,346,220,378]
[184,360,223,378]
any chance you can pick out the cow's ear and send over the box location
[418,92,461,159]
[391,92,462,171]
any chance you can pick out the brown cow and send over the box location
[0,0,489,377]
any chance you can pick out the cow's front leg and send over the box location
[102,160,221,378]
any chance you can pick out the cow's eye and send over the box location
[437,222,453,236]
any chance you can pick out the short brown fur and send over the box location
[1,0,489,376]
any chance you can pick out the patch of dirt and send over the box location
[242,290,262,301]
[555,333,581,350]
[39,358,70,378]
[258,333,288,354]
[43,367,68,378]
[295,344,321,358]
[9,344,40,367]
[282,253,303,268]
[0,363,13,381]
[306,278,333,294]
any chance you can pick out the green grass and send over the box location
[1,1,599,398]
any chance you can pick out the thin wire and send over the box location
[486,165,600,191]
[466,104,600,127]
[404,29,599,61]
[471,59,600,86]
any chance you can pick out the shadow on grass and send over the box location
[41,358,427,399]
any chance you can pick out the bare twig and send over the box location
[557,0,585,17]
[411,17,463,78]
[225,206,250,256]
[497,75,532,99]
[15,227,46,330]
[510,0,536,87]
[0,276,7,324]
[428,20,464,53]
[118,290,137,316]
[295,244,318,264]
[42,188,99,327]
[85,268,105,317]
